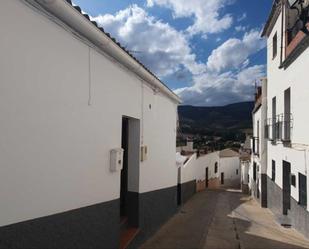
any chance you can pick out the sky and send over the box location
[73,0,273,106]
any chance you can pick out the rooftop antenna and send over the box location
[124,45,143,54]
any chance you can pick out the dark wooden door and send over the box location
[282,161,291,215]
[205,167,209,188]
[120,118,129,217]
[177,168,182,205]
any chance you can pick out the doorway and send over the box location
[205,167,209,188]
[120,118,129,218]
[177,167,182,205]
[221,173,224,185]
[282,161,291,215]
[120,117,140,226]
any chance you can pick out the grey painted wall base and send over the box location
[0,200,120,249]
[0,186,181,249]
[261,174,268,208]
[181,180,196,204]
[267,176,283,216]
[267,176,309,239]
[129,185,178,249]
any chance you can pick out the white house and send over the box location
[259,0,309,237]
[178,145,241,191]
[240,136,251,194]
[249,79,268,207]
[0,0,181,248]
[218,149,241,188]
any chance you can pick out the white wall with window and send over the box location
[264,1,309,213]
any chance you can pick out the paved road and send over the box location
[140,189,309,249]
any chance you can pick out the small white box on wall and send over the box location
[141,146,148,162]
[110,148,124,172]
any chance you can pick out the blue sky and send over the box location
[73,0,272,106]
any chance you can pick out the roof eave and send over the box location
[30,0,181,104]
[261,0,282,37]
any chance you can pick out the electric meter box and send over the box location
[110,148,124,172]
[141,146,148,162]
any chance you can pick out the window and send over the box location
[214,162,218,173]
[291,174,296,187]
[284,88,291,141]
[299,173,307,207]
[236,169,239,175]
[272,160,276,181]
[273,32,277,59]
[253,162,257,181]
[272,97,276,141]
[264,124,268,139]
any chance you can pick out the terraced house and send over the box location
[250,0,309,238]
[0,0,182,248]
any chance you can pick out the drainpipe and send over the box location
[279,0,285,68]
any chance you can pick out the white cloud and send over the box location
[92,5,205,77]
[235,25,246,32]
[174,29,266,106]
[175,65,265,106]
[206,29,265,73]
[91,4,266,106]
[146,0,234,36]
[237,13,247,22]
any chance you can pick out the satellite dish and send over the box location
[288,0,298,7]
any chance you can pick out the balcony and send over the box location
[265,114,293,143]
[283,2,309,68]
[286,22,309,58]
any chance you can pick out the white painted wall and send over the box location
[267,3,309,210]
[249,106,262,194]
[181,151,240,185]
[180,154,197,184]
[265,5,309,211]
[241,161,250,185]
[0,0,178,226]
[195,152,220,181]
[220,157,240,183]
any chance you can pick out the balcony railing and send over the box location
[265,113,293,143]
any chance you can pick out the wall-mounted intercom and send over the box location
[110,148,124,172]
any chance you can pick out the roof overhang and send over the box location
[25,0,181,104]
[261,0,283,37]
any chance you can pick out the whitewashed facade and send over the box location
[258,0,309,238]
[178,148,240,191]
[0,0,181,248]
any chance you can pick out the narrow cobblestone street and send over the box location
[140,190,309,249]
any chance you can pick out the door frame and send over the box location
[120,116,140,227]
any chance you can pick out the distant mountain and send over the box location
[178,102,254,135]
